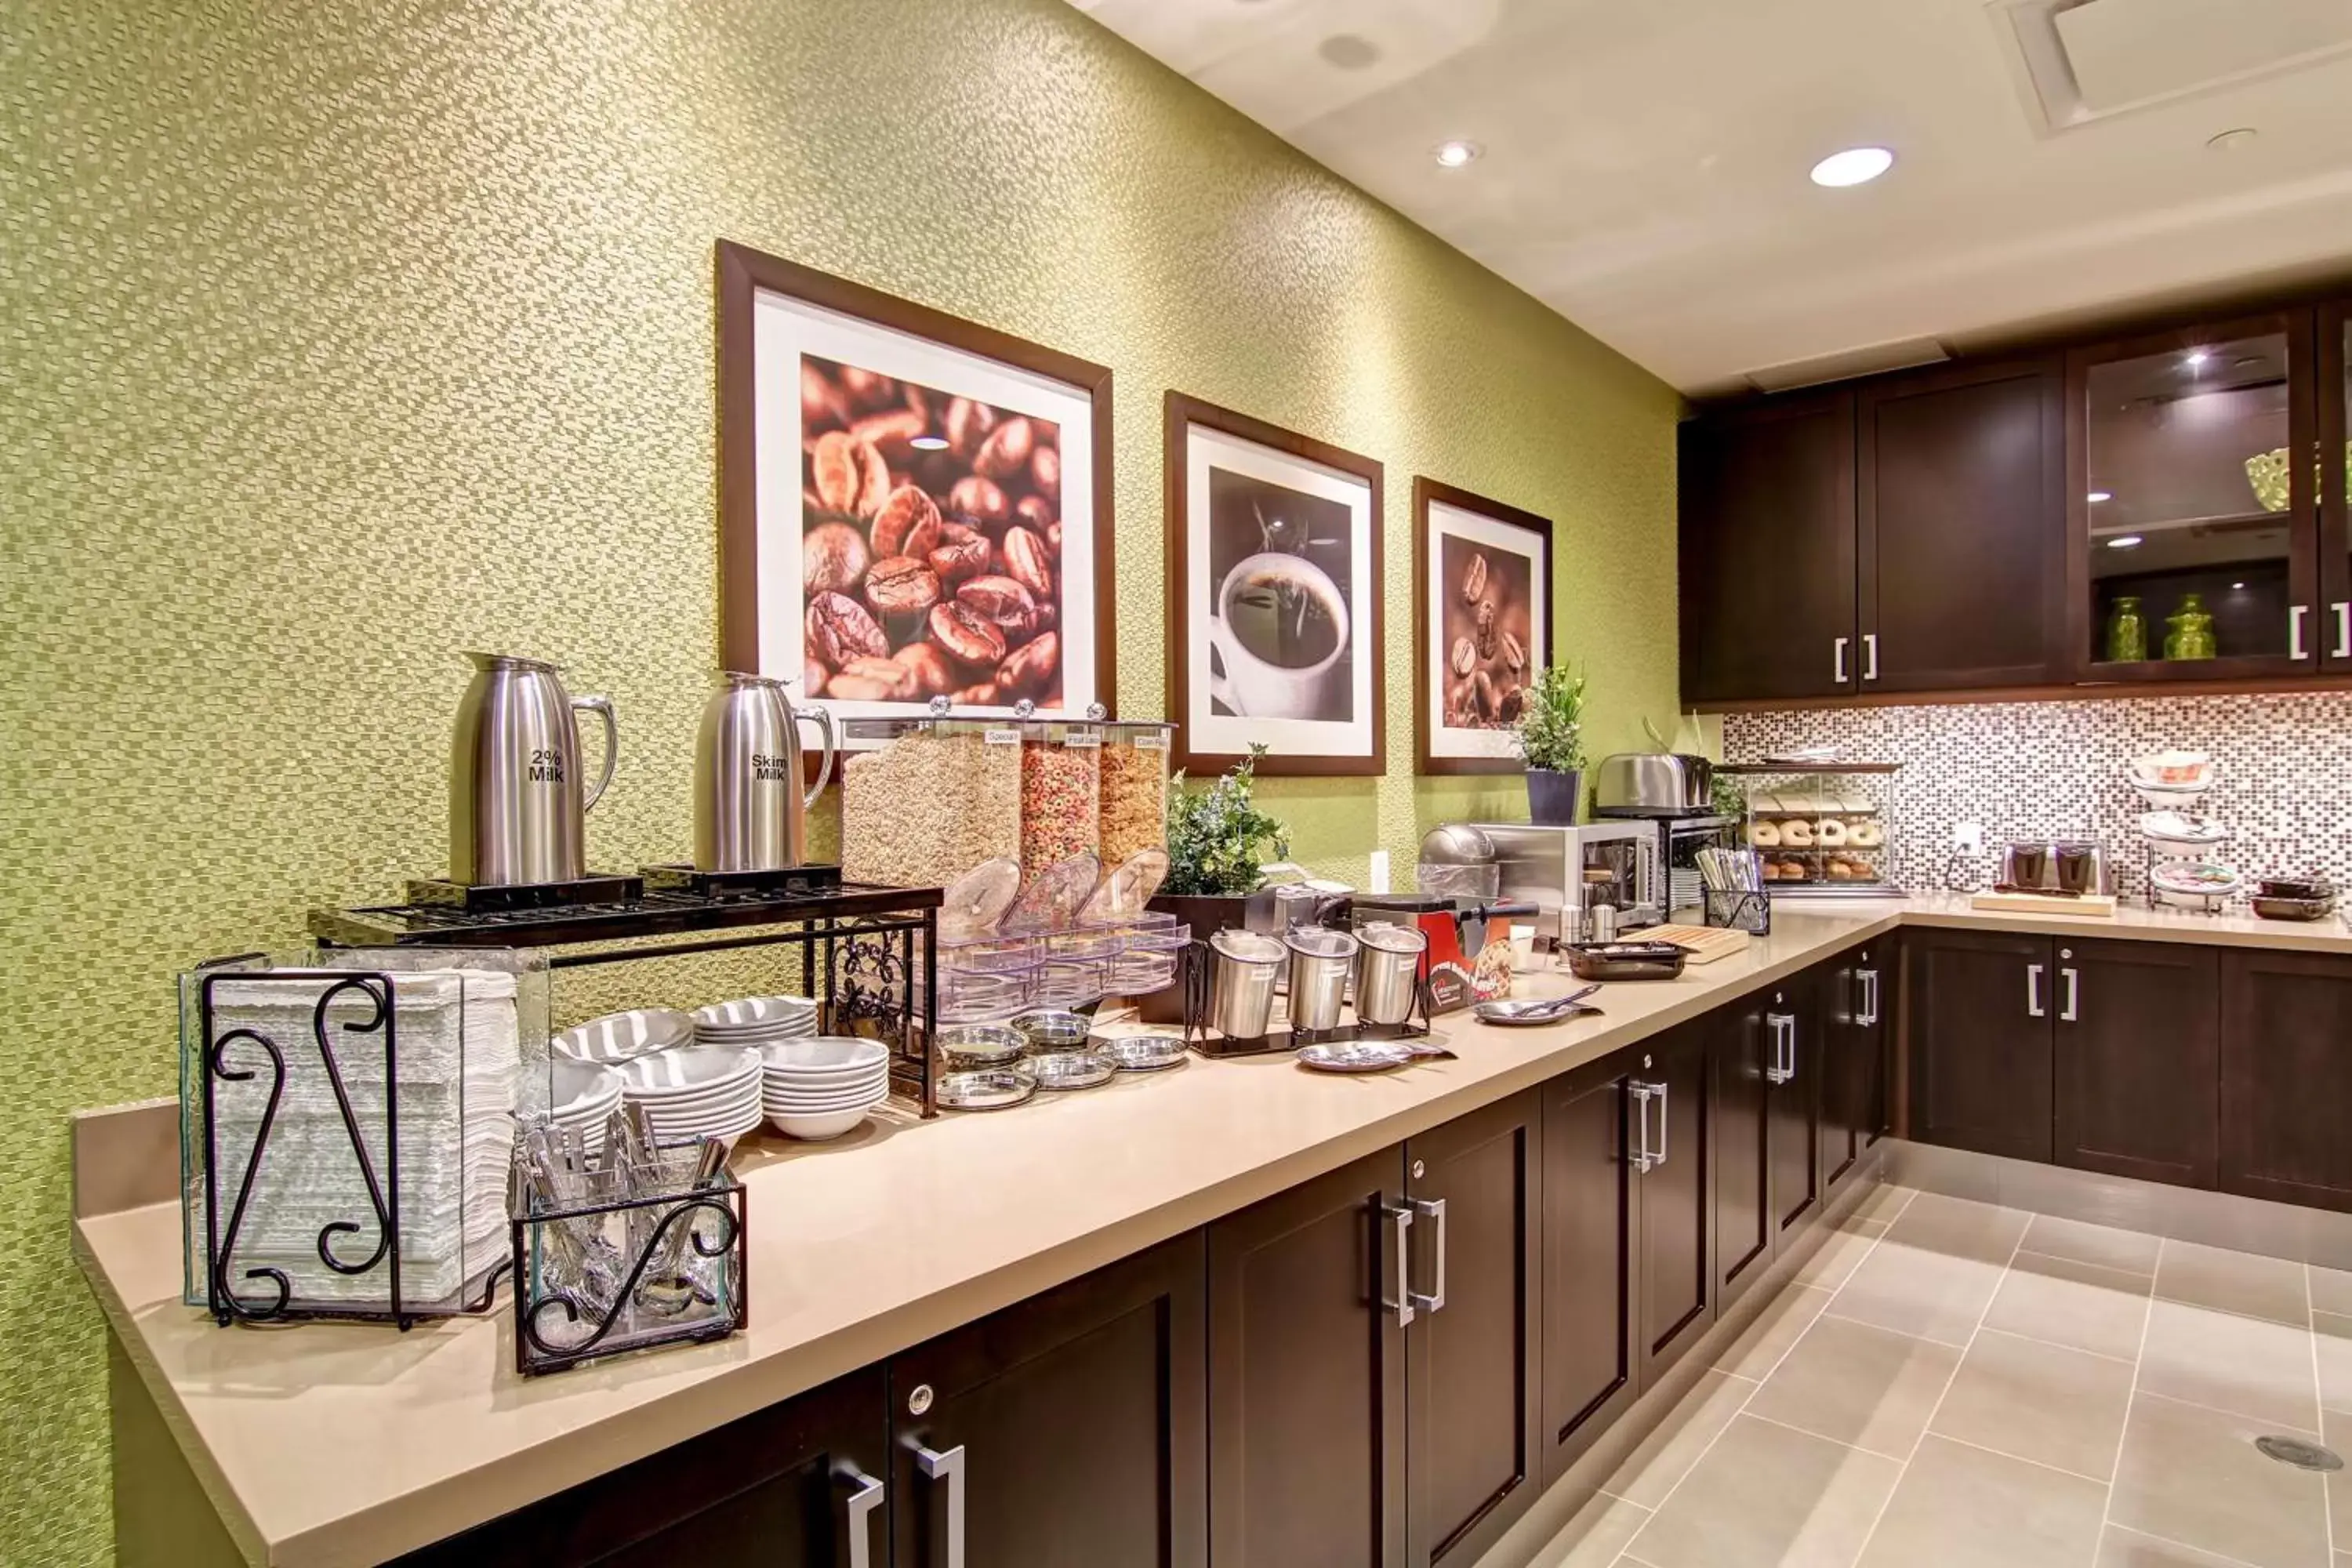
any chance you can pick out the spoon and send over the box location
[1472,985,1603,1026]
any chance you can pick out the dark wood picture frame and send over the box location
[1163,391,1386,777]
[716,238,1117,715]
[1411,476,1555,775]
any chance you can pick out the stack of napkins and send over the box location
[202,968,517,1308]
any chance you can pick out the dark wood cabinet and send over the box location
[1538,1055,1640,1486]
[1633,1020,1713,1390]
[1208,1147,1406,1567]
[2220,949,2352,1212]
[892,1235,1206,1568]
[1679,390,1858,705]
[1906,927,2055,1162]
[1820,941,1892,1193]
[1405,1091,1542,1567]
[1766,975,1824,1240]
[2054,938,2220,1189]
[394,1367,891,1568]
[1710,994,1776,1318]
[2323,298,2352,670]
[1859,359,2067,691]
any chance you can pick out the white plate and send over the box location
[767,1107,873,1141]
[552,1008,694,1064]
[550,1058,624,1118]
[615,1046,761,1098]
[762,1069,889,1098]
[643,1099,764,1142]
[757,1036,887,1073]
[764,1086,890,1113]
[693,995,818,1029]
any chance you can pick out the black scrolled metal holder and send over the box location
[512,1179,749,1376]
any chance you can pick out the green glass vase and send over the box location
[2162,592,2217,661]
[2103,595,2147,662]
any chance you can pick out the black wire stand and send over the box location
[1178,939,1432,1058]
[512,1173,748,1376]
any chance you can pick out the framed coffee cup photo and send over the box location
[717,241,1116,743]
[1413,477,1553,775]
[1164,393,1384,776]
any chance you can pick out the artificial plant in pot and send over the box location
[1514,664,1588,825]
[1144,747,1290,1021]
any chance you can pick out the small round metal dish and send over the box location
[1025,1049,1117,1091]
[936,1022,1026,1068]
[1091,1029,1189,1073]
[1011,1009,1094,1051]
[935,1068,1039,1112]
[1294,1040,1415,1074]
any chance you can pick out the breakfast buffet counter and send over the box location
[74,895,2352,1566]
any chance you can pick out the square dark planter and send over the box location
[1139,893,1254,1023]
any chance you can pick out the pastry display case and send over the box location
[1720,762,1901,898]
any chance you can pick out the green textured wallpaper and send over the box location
[0,0,1678,1559]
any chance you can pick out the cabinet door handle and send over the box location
[2292,604,2310,661]
[912,1443,966,1568]
[1864,633,1880,681]
[838,1464,885,1568]
[2060,966,2078,1023]
[1379,1203,1416,1327]
[2335,601,2350,661]
[1834,637,1849,684]
[1626,1083,1652,1170]
[1857,968,1880,1027]
[1647,1082,1670,1168]
[1409,1197,1448,1313]
[1763,1012,1795,1083]
[2027,963,2045,1018]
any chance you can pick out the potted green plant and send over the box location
[1514,664,1588,825]
[1145,748,1290,1021]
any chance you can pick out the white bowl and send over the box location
[550,1058,623,1117]
[766,1107,873,1141]
[553,1008,694,1063]
[761,1064,888,1092]
[641,1097,764,1142]
[764,1085,889,1113]
[693,995,819,1031]
[759,1036,888,1073]
[615,1047,761,1098]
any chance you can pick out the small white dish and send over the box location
[764,1087,888,1114]
[693,995,819,1030]
[758,1036,887,1073]
[765,1105,875,1141]
[550,1058,623,1117]
[553,1008,694,1064]
[615,1047,761,1098]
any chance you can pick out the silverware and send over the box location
[1472,985,1602,1028]
[1295,1041,1416,1073]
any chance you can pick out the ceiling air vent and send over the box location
[1744,338,1952,395]
[1993,0,2352,132]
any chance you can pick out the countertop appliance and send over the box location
[1596,805,1741,916]
[1468,821,1662,937]
[1998,838,2111,897]
[1592,753,1715,816]
[694,673,837,874]
[449,652,617,887]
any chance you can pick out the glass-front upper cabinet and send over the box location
[2070,311,2318,681]
[2325,300,2352,669]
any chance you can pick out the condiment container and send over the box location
[1283,927,1360,1031]
[1353,922,1428,1026]
[1098,722,1174,866]
[1205,930,1285,1040]
[840,717,1022,890]
[1018,721,1101,889]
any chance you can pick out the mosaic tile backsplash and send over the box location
[1722,695,2352,902]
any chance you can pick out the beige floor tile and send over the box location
[2156,1239,2313,1329]
[2022,1212,2164,1279]
[2315,1313,2352,1416]
[1854,1432,2108,1568]
[2097,1524,2265,1566]
[1846,1182,1919,1225]
[2111,1392,2331,1568]
[1624,1414,1901,1568]
[1930,1327,2136,1479]
[1713,1283,1832,1381]
[1795,1218,1889,1291]
[2321,1410,2352,1556]
[1985,1249,2154,1363]
[1827,1237,2008,1347]
[2310,1266,2352,1318]
[1748,1313,1964,1458]
[1526,1488,1650,1568]
[1602,1368,1752,1509]
[1886,1190,2035,1266]
[2139,1300,2320,1432]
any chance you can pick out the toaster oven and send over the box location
[1469,822,1662,938]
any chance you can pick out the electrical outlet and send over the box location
[1953,821,1985,856]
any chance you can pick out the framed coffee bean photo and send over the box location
[717,241,1115,742]
[1164,392,1384,776]
[1412,476,1552,775]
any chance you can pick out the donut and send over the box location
[1748,822,1782,848]
[1780,819,1815,848]
[1816,818,1849,847]
[1849,822,1883,848]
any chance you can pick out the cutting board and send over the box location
[1969,890,2119,918]
[1648,924,1751,964]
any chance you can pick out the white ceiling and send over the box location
[1068,0,2352,394]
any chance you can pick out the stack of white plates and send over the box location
[693,995,819,1050]
[614,1047,764,1148]
[552,1007,693,1065]
[550,1058,625,1159]
[761,1036,890,1142]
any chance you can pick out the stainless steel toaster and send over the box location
[1593,753,1715,817]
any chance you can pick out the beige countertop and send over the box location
[75,895,2352,1566]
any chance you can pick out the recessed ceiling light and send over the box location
[2208,127,2259,151]
[1434,140,1482,169]
[2088,491,2113,503]
[2233,580,2249,590]
[2185,349,2212,369]
[2107,535,2144,550]
[1809,147,1895,187]
[909,434,950,452]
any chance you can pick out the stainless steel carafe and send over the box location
[448,652,618,886]
[693,673,837,873]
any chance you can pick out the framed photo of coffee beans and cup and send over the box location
[1412,477,1553,775]
[717,241,1115,742]
[1164,393,1385,775]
